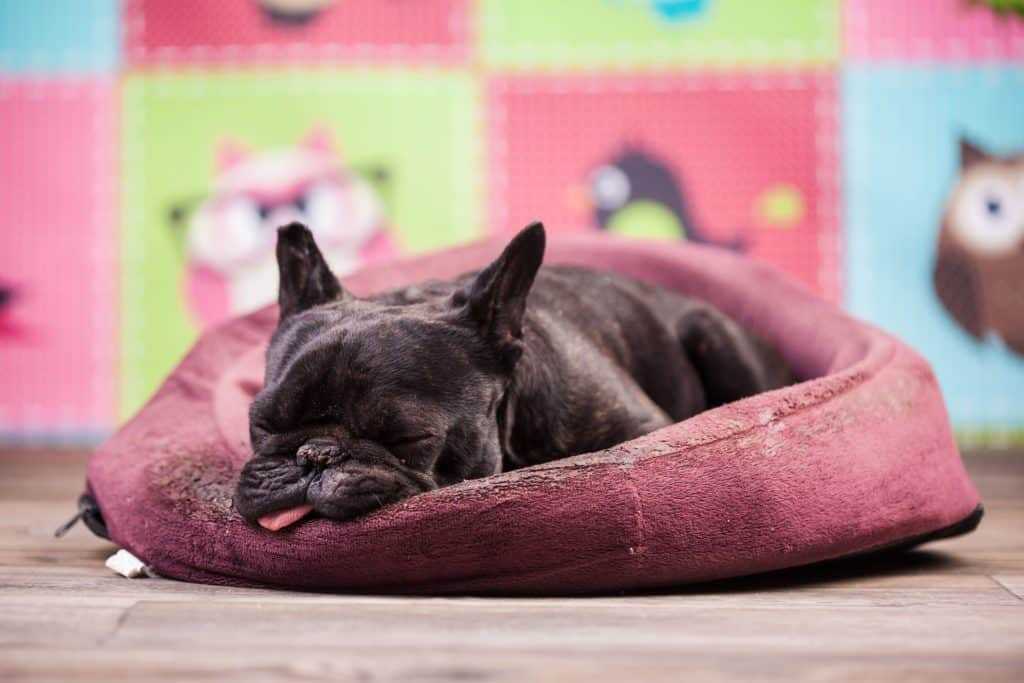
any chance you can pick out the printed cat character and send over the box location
[933,138,1024,356]
[184,127,397,325]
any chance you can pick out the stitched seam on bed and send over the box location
[626,463,647,565]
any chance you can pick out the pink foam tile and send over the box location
[846,0,1024,61]
[0,81,117,436]
[488,73,841,301]
[124,0,471,64]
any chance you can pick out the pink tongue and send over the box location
[258,504,314,531]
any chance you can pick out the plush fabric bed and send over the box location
[86,233,982,594]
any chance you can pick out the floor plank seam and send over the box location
[989,576,1023,603]
[96,601,137,647]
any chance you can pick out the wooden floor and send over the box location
[0,450,1022,682]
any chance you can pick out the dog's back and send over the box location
[475,265,791,469]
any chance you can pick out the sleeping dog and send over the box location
[235,222,791,530]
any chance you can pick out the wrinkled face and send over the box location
[234,220,546,530]
[235,305,506,526]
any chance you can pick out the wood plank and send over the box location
[86,599,1019,655]
[2,647,1024,683]
[0,603,126,647]
[1,577,1018,608]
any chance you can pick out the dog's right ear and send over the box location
[453,222,546,365]
[275,222,346,320]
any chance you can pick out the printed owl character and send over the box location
[184,127,397,325]
[585,146,745,249]
[933,138,1024,356]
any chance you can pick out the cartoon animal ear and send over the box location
[275,222,347,320]
[217,139,251,171]
[454,222,546,364]
[960,137,988,170]
[301,126,336,156]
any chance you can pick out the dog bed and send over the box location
[85,234,982,594]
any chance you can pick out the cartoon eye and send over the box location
[304,180,345,239]
[218,196,267,260]
[952,176,1023,255]
[590,165,631,211]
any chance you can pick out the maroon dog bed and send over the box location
[86,234,982,594]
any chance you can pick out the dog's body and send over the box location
[235,223,791,530]
[442,263,789,469]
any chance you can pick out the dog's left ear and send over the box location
[455,222,545,363]
[276,222,347,320]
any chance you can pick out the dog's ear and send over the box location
[455,222,545,363]
[276,222,346,320]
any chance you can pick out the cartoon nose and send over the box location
[269,206,305,230]
[296,439,341,469]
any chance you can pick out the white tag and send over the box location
[105,549,153,579]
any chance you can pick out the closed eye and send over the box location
[385,433,439,468]
[386,433,436,448]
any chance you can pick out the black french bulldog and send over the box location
[235,222,791,530]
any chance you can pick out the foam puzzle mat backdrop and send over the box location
[844,66,1024,443]
[0,79,117,441]
[0,0,1022,444]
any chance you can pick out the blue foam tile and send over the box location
[0,0,119,74]
[843,65,1024,436]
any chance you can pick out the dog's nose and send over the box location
[296,439,341,469]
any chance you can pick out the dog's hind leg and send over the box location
[677,306,791,409]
